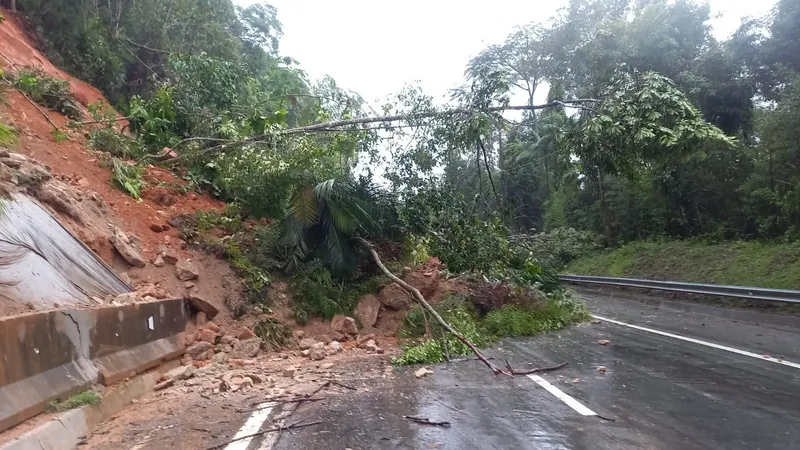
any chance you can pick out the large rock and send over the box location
[330,315,358,335]
[378,283,412,310]
[188,294,219,319]
[162,248,179,265]
[298,338,317,350]
[186,341,213,358]
[109,228,147,267]
[355,294,381,327]
[165,365,195,381]
[176,259,200,281]
[404,270,440,298]
[232,338,262,358]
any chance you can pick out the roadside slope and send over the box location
[565,240,800,289]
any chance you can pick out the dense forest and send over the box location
[3,0,799,346]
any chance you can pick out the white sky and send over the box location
[235,0,777,106]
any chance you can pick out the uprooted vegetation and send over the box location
[7,0,782,374]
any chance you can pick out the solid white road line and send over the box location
[527,374,597,416]
[225,403,274,450]
[593,314,800,370]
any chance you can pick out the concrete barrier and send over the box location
[0,299,189,433]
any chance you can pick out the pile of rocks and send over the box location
[183,322,265,367]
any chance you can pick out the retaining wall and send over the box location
[0,299,189,432]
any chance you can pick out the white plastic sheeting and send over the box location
[0,194,131,308]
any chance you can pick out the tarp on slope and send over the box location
[0,194,131,309]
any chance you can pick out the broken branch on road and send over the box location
[503,360,569,375]
[203,421,324,450]
[403,415,452,428]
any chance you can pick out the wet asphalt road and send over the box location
[266,288,800,450]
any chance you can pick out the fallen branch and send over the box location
[355,237,507,375]
[402,415,452,428]
[504,360,568,375]
[329,380,357,391]
[244,397,325,410]
[203,421,323,450]
[76,116,131,125]
[2,80,60,131]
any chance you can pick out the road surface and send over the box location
[84,287,800,449]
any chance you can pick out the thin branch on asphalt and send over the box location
[402,415,452,428]
[203,421,323,450]
[503,360,568,375]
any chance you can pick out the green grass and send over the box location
[565,240,800,289]
[0,122,17,147]
[46,391,101,413]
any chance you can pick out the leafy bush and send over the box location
[253,318,293,350]
[111,158,144,199]
[9,69,83,120]
[394,297,493,365]
[394,291,588,365]
[89,128,147,159]
[51,129,68,142]
[483,293,589,337]
[127,88,180,150]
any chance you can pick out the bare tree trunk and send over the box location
[11,0,17,12]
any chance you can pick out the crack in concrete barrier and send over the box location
[60,311,89,359]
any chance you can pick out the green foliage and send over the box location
[394,293,587,365]
[0,122,17,147]
[9,69,83,120]
[566,239,800,290]
[289,261,387,323]
[127,88,179,150]
[89,128,147,159]
[512,228,600,270]
[394,297,493,365]
[46,391,101,413]
[253,318,293,350]
[51,129,68,142]
[483,294,590,337]
[110,158,144,199]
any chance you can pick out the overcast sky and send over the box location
[234,0,776,105]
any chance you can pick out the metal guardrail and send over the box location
[559,274,800,304]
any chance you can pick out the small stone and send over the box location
[212,352,229,364]
[590,319,602,324]
[176,260,200,281]
[365,339,379,352]
[184,282,195,289]
[197,329,217,344]
[298,338,317,350]
[247,374,264,384]
[150,223,167,233]
[196,311,208,326]
[238,328,257,340]
[308,347,326,361]
[252,306,263,315]
[300,350,310,357]
[205,322,220,333]
[375,347,385,354]
[152,255,165,267]
[220,335,235,345]
[357,334,376,348]
[293,330,305,339]
[330,331,345,342]
[597,366,608,374]
[329,341,343,353]
[77,178,90,187]
[154,379,174,391]
[316,334,332,345]
[414,367,434,378]
[165,365,195,381]
[598,340,611,346]
[320,363,334,370]
[282,368,296,378]
[311,342,325,350]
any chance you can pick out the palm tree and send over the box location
[280,177,395,276]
